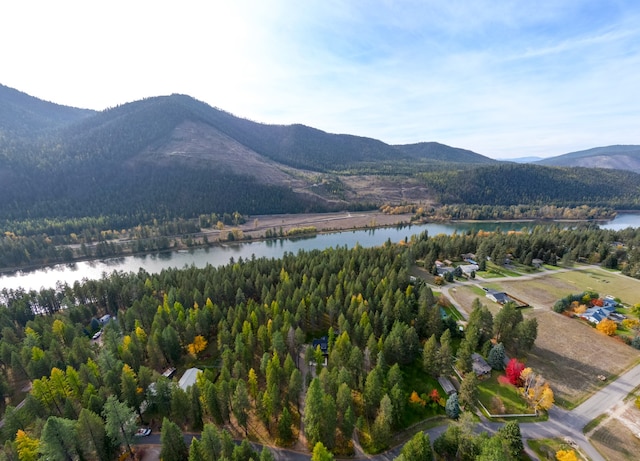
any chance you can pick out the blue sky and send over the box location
[2,1,639,158]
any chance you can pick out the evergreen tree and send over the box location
[488,343,506,370]
[445,393,460,419]
[41,416,79,461]
[303,378,325,449]
[437,329,453,375]
[232,379,250,436]
[455,339,473,374]
[399,431,433,461]
[102,395,137,458]
[459,372,479,410]
[160,417,189,461]
[278,406,293,443]
[422,334,439,376]
[77,408,111,461]
[497,421,524,458]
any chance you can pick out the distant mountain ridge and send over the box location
[536,145,640,173]
[394,142,495,164]
[0,83,94,137]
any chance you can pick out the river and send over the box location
[1,214,639,292]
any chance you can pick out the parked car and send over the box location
[92,331,102,340]
[134,428,151,437]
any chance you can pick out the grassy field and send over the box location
[546,268,640,306]
[477,371,534,416]
[400,361,446,427]
[590,418,640,461]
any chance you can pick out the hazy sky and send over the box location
[2,1,639,159]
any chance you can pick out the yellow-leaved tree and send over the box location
[16,429,40,461]
[188,335,208,357]
[520,367,554,411]
[596,318,617,336]
[556,449,578,461]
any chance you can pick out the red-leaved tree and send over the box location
[505,358,525,386]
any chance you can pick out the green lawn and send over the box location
[401,361,445,427]
[549,268,640,306]
[477,372,534,416]
[442,304,464,322]
[484,262,522,277]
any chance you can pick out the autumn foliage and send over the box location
[409,391,426,406]
[556,449,578,461]
[520,367,554,411]
[187,335,208,356]
[505,358,525,386]
[596,318,617,336]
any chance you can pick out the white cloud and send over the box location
[1,0,639,158]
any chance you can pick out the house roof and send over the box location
[471,353,492,375]
[460,264,479,274]
[437,376,456,395]
[178,368,202,391]
[312,336,328,354]
[486,290,510,304]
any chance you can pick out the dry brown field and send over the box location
[590,418,640,461]
[525,310,638,407]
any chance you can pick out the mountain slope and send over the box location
[536,145,640,173]
[0,84,94,138]
[394,141,495,164]
[423,163,640,207]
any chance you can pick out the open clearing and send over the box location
[546,268,640,306]
[524,310,638,407]
[201,210,415,241]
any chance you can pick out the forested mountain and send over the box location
[1,84,640,235]
[0,84,94,138]
[422,163,640,207]
[395,142,495,164]
[536,145,640,173]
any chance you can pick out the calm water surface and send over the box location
[1,214,639,292]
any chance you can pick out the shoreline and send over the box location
[0,211,415,276]
[0,210,632,278]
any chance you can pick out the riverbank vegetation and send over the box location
[0,204,630,274]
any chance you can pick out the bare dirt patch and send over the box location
[447,285,495,314]
[590,418,640,461]
[525,310,638,407]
